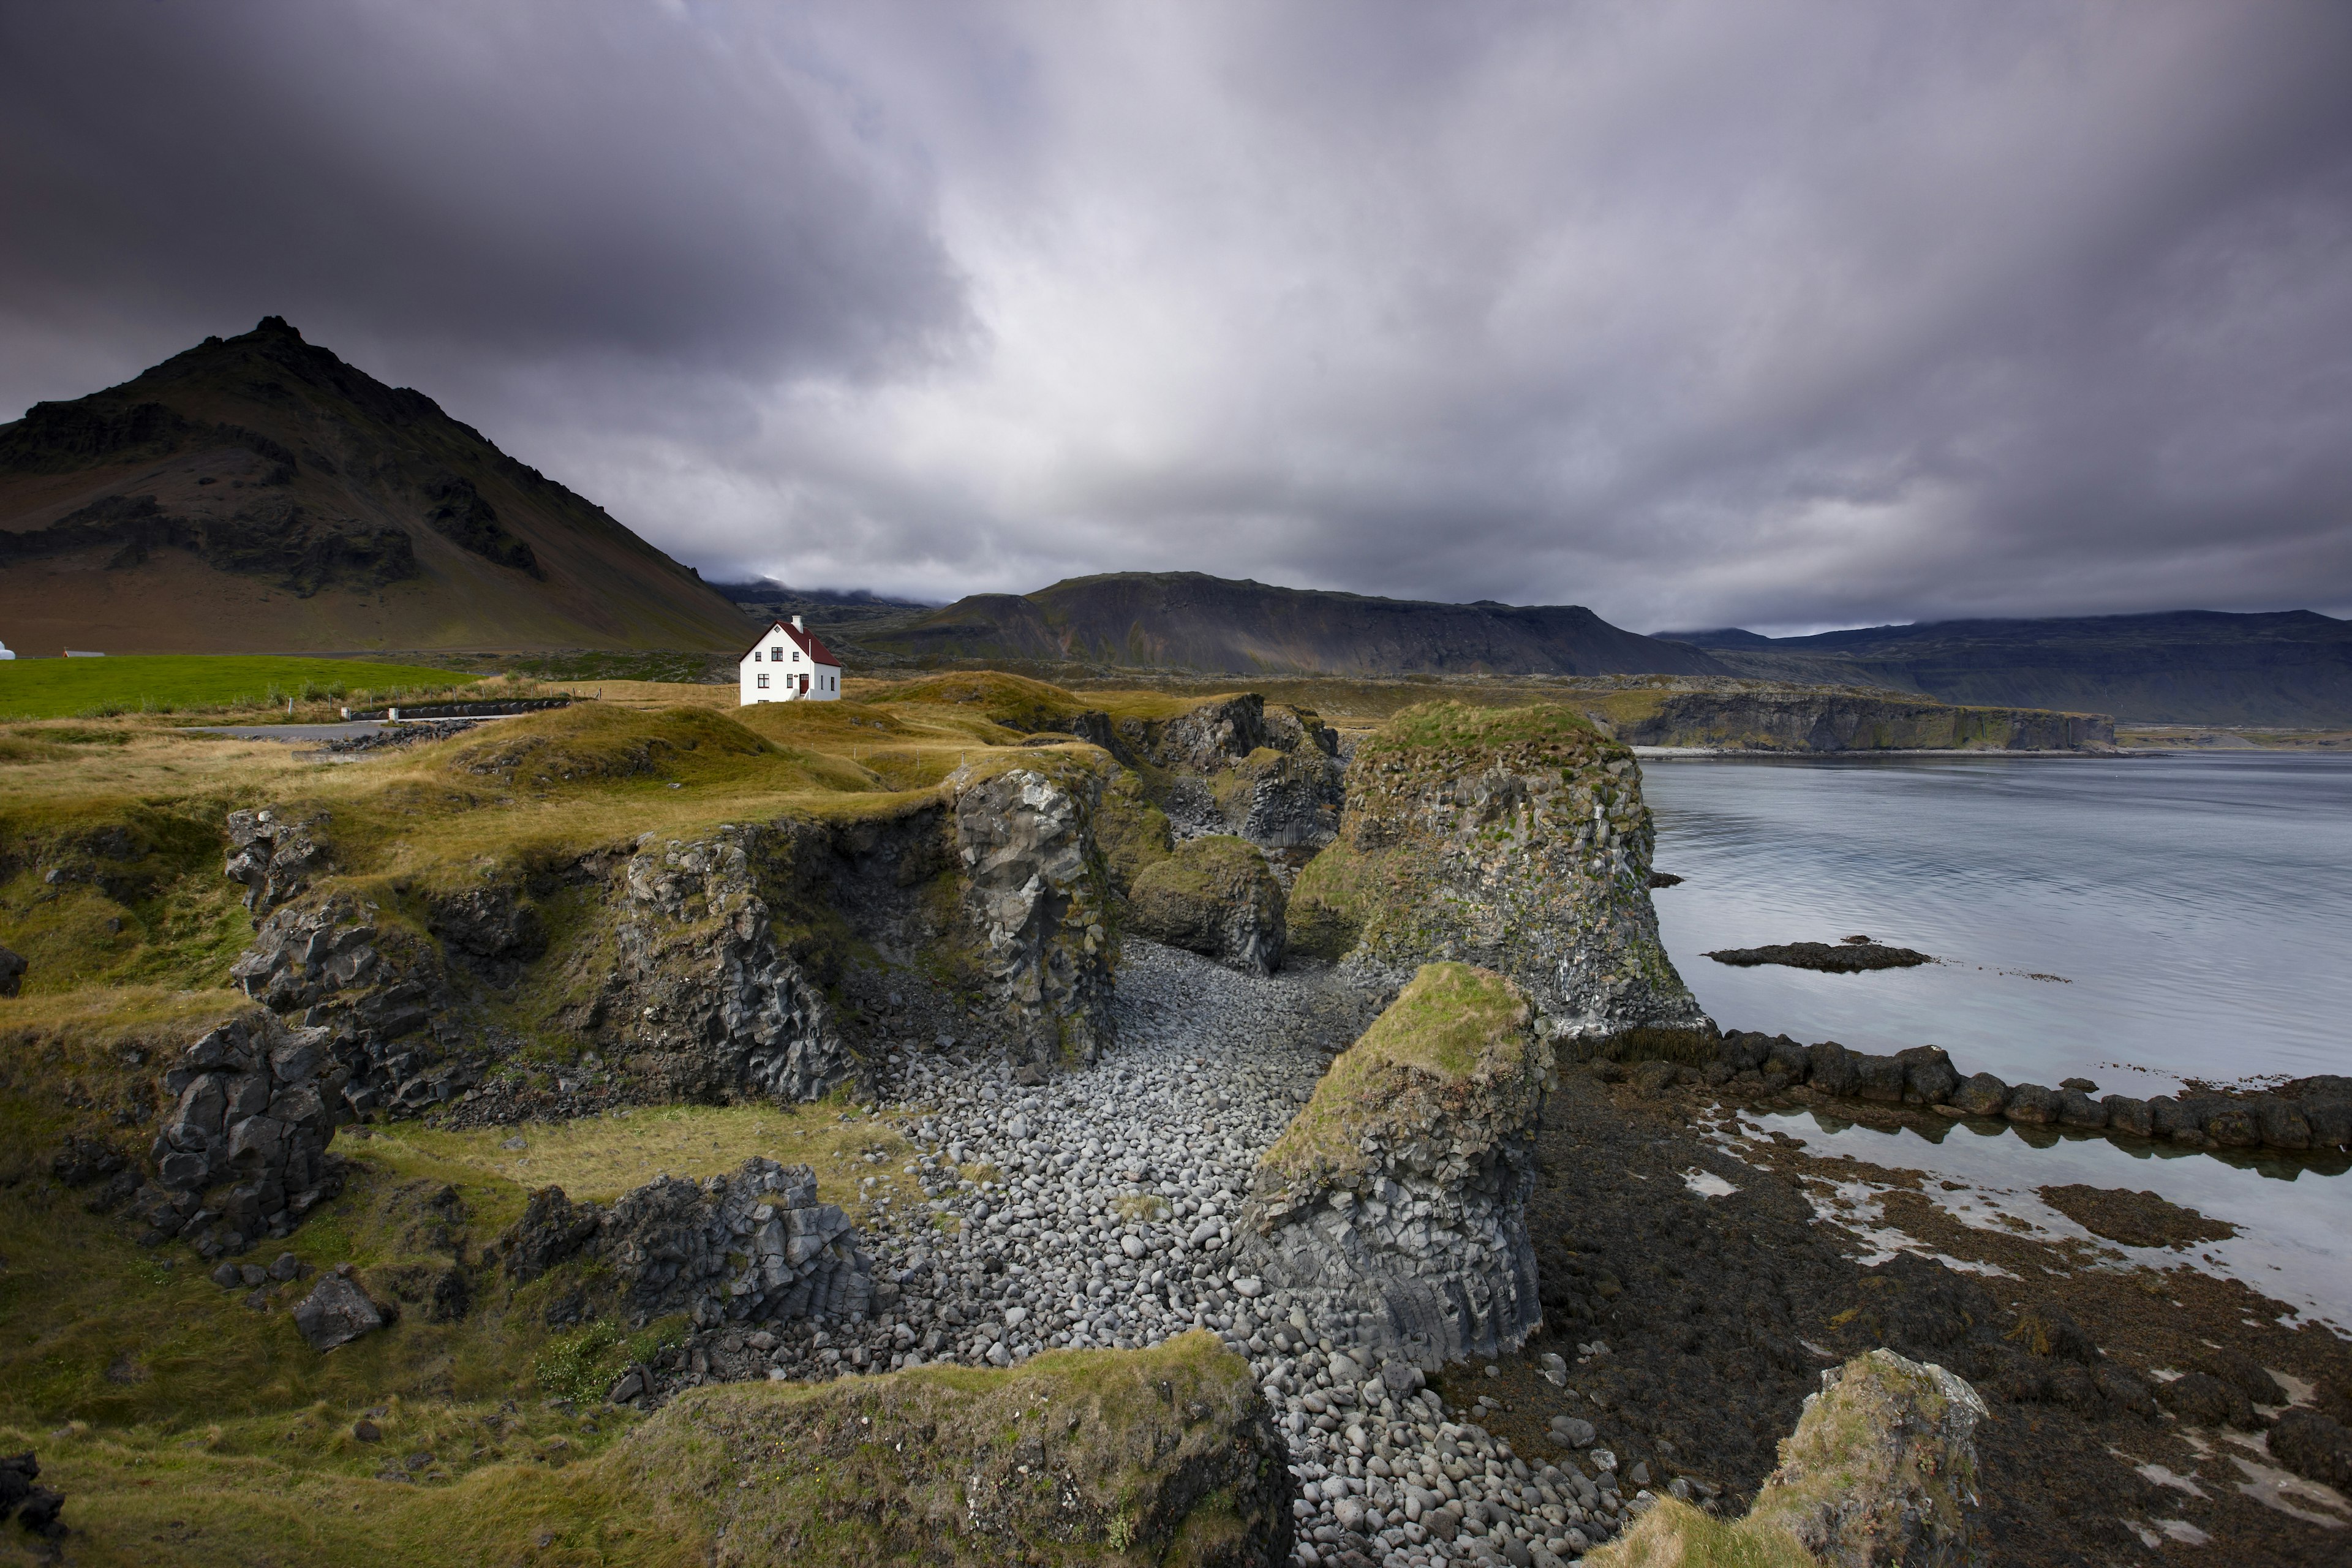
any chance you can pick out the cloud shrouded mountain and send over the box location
[2,1,2349,633]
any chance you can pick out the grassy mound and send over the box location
[867,671,1093,733]
[1362,699,1601,756]
[0,655,475,720]
[2,1332,1284,1567]
[1259,962,1537,1192]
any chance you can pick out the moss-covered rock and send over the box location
[602,1330,1293,1566]
[1595,1348,1988,1568]
[1095,767,1174,894]
[1125,835,1286,974]
[1289,701,1710,1047]
[1244,963,1548,1366]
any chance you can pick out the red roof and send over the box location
[739,619,841,669]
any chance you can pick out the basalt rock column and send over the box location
[954,766,1116,1066]
[1242,962,1550,1368]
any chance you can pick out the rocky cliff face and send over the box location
[1600,688,2114,751]
[214,769,1124,1122]
[1243,963,1550,1368]
[1045,693,1347,851]
[601,827,852,1103]
[127,1012,348,1257]
[953,766,1117,1066]
[1291,701,1711,1046]
[493,1156,874,1332]
[227,892,472,1117]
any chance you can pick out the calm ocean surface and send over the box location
[1642,750,2352,1093]
[1641,750,2352,1327]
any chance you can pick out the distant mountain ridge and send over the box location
[0,317,750,653]
[1658,610,2352,725]
[867,571,1730,677]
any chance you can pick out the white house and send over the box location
[739,616,842,704]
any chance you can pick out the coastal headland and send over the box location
[0,671,2343,1568]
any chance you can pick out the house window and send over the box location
[756,673,769,689]
[771,647,783,660]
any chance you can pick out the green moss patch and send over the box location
[1359,699,1599,760]
[1259,963,1537,1192]
[1584,1496,1821,1567]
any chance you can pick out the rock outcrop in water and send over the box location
[1692,1030,2352,1159]
[1290,701,1712,1047]
[1244,963,1549,1367]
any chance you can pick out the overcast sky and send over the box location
[5,1,2350,631]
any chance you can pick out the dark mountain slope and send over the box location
[0,317,750,653]
[1657,611,2352,725]
[869,571,1730,677]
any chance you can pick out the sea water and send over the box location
[1642,751,2352,1093]
[1642,750,2352,1327]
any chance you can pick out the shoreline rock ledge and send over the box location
[1242,962,1549,1369]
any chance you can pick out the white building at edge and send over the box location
[738,616,842,704]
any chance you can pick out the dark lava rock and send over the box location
[2055,1088,2108,1129]
[1703,941,1934,973]
[1950,1072,2010,1117]
[293,1273,386,1352]
[1646,872,1683,888]
[0,944,24,998]
[494,1186,603,1283]
[2269,1408,2352,1487]
[2003,1084,2060,1125]
[1896,1045,1959,1105]
[2035,1186,2236,1249]
[0,1451,63,1537]
[2101,1095,2154,1137]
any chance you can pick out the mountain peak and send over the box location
[0,324,752,652]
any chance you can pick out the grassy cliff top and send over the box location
[2,1329,1275,1567]
[1356,699,1611,767]
[1259,963,1537,1189]
[867,669,1210,731]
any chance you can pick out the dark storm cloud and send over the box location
[4,1,2350,631]
[0,1,967,378]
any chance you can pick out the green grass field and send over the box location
[0,655,478,719]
